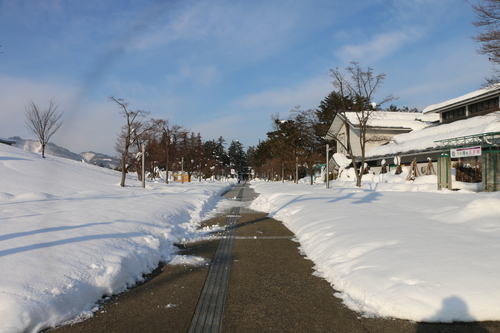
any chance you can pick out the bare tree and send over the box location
[109,96,150,187]
[327,62,396,187]
[471,0,500,85]
[149,119,186,184]
[24,98,64,158]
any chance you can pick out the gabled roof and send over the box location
[365,111,500,159]
[325,111,438,139]
[423,84,500,114]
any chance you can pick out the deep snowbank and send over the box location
[0,144,232,333]
[250,176,500,323]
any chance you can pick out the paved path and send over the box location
[50,184,500,333]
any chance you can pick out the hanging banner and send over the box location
[450,146,482,158]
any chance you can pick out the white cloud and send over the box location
[337,31,411,63]
[131,0,307,65]
[236,76,333,111]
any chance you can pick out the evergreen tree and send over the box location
[228,140,247,174]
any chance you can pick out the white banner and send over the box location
[450,146,482,158]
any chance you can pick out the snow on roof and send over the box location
[423,84,500,114]
[344,111,438,131]
[366,111,500,158]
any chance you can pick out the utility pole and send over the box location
[326,143,330,189]
[181,157,184,184]
[295,156,298,184]
[142,144,146,188]
[282,163,284,183]
[165,136,169,184]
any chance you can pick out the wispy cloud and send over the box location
[131,0,308,65]
[337,31,412,63]
[334,0,454,64]
[236,76,332,111]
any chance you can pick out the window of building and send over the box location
[469,97,499,114]
[442,107,466,121]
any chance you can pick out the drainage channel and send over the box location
[188,186,244,333]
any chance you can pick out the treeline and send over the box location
[110,64,413,186]
[247,83,412,182]
[247,100,335,183]
[110,96,247,186]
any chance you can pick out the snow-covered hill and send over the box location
[79,151,121,169]
[8,136,120,169]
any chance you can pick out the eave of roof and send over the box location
[423,84,500,114]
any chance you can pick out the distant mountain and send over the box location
[80,151,121,169]
[9,136,120,169]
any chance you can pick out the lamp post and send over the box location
[181,157,184,184]
[295,156,298,184]
[191,159,194,182]
[326,143,329,189]
[142,144,146,188]
[282,162,284,183]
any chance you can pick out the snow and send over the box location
[2,142,500,331]
[0,144,233,333]
[343,111,438,131]
[423,84,500,114]
[249,173,500,323]
[366,111,500,158]
[332,153,351,168]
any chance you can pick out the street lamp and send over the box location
[295,156,298,184]
[326,143,329,189]
[142,144,146,188]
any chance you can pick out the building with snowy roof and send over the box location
[325,111,438,157]
[364,85,500,191]
[423,84,500,123]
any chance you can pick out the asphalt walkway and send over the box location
[50,183,500,333]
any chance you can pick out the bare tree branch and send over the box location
[24,98,64,158]
[327,63,396,187]
[470,0,500,84]
[109,96,150,187]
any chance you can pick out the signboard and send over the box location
[450,146,482,158]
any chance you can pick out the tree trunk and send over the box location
[120,152,127,187]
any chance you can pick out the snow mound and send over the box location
[0,143,232,333]
[250,180,500,323]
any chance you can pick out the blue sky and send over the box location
[0,0,491,156]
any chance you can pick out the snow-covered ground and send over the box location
[2,142,500,332]
[250,173,500,323]
[0,144,233,333]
